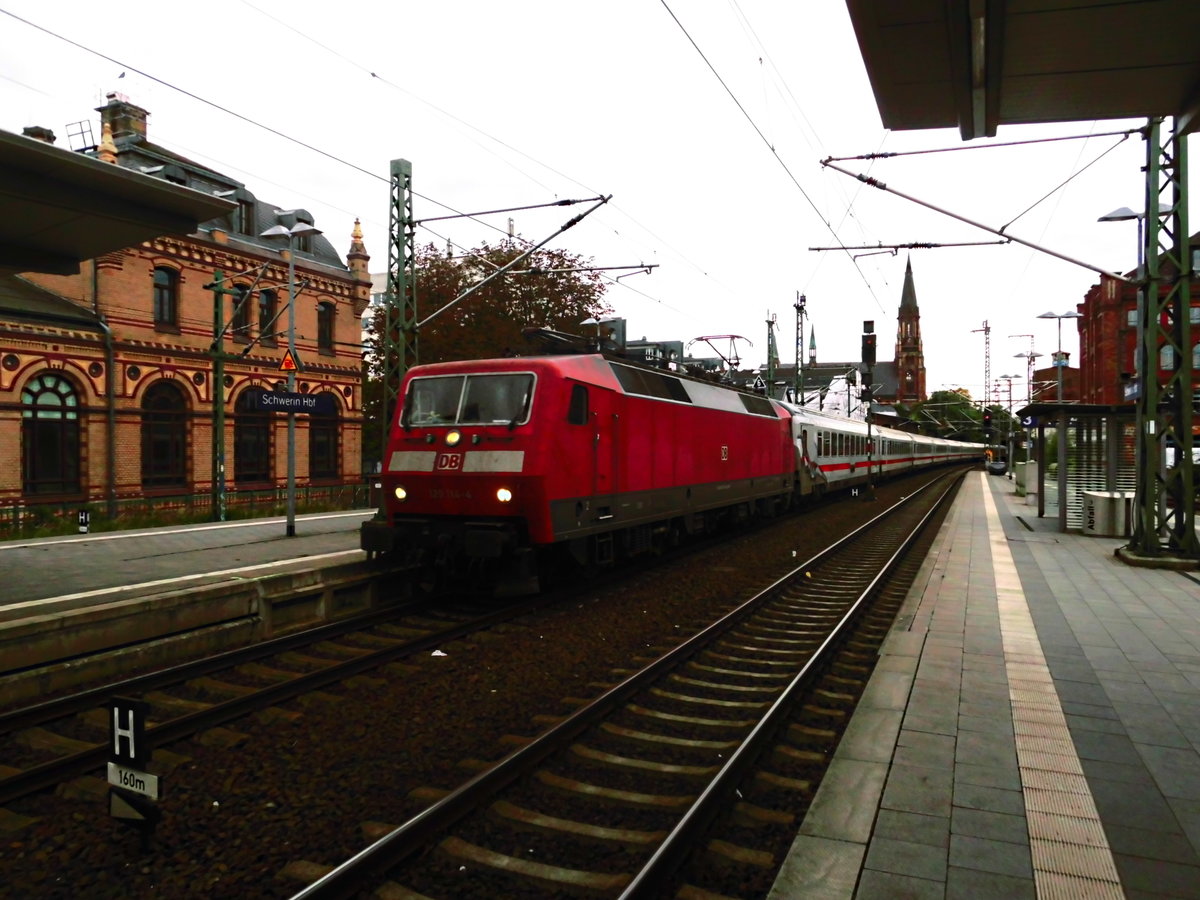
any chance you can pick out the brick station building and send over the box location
[1077,246,1200,406]
[0,93,372,518]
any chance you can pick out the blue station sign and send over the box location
[245,388,336,415]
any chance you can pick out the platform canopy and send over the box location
[844,0,1200,140]
[0,128,234,275]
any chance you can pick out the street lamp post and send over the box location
[261,221,323,537]
[1098,207,1147,402]
[1037,311,1081,401]
[1098,206,1145,279]
[997,374,1020,470]
[1009,333,1040,404]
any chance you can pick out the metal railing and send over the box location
[0,482,374,540]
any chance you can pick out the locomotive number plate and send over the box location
[436,453,463,471]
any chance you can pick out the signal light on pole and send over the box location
[861,333,877,367]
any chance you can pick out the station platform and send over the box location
[0,510,381,704]
[0,509,376,615]
[771,472,1200,899]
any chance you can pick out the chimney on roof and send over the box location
[97,91,148,142]
[22,125,56,144]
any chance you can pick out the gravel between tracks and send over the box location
[1,476,932,899]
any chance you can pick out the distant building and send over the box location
[1077,245,1200,406]
[736,257,929,419]
[892,258,927,404]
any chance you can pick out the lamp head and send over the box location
[1098,206,1140,222]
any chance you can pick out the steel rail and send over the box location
[0,594,553,806]
[288,469,963,900]
[620,471,961,897]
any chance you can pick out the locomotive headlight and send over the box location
[496,487,513,503]
[445,430,462,447]
[393,485,408,502]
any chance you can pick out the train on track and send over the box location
[361,352,984,590]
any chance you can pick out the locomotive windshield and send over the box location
[403,373,534,427]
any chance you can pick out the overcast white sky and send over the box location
[1,0,1177,404]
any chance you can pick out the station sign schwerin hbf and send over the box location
[244,387,336,415]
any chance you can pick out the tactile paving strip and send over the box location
[981,476,1124,896]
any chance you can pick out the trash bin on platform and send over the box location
[1024,461,1038,507]
[1082,490,1130,536]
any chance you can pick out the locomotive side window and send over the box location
[612,364,692,404]
[567,384,589,425]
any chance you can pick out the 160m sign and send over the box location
[107,761,162,800]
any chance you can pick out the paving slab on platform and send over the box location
[771,472,1200,900]
[0,510,375,611]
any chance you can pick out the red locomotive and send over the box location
[360,352,981,589]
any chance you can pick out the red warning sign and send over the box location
[279,349,301,372]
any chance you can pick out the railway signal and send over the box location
[107,697,162,849]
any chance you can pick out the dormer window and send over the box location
[236,199,255,234]
[273,209,317,253]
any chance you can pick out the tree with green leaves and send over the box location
[907,388,985,440]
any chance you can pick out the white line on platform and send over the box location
[0,549,366,614]
[0,510,375,551]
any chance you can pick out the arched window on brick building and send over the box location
[141,380,188,489]
[232,283,253,344]
[317,301,335,354]
[153,266,179,329]
[309,394,340,480]
[21,371,81,496]
[234,390,272,484]
[258,289,278,346]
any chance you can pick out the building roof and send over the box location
[105,136,346,270]
[0,128,235,276]
[0,274,101,329]
[844,1,1200,140]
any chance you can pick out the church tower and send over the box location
[895,257,927,403]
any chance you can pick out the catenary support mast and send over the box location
[1124,119,1198,562]
[382,159,417,468]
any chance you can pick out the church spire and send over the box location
[895,255,926,403]
[900,255,918,310]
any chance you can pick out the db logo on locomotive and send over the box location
[436,453,463,471]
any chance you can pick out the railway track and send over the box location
[286,469,965,899]
[0,596,551,809]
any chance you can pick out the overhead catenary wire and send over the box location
[820,159,1133,284]
[236,0,728,311]
[657,0,886,312]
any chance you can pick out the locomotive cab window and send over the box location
[404,373,534,427]
[567,384,589,425]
